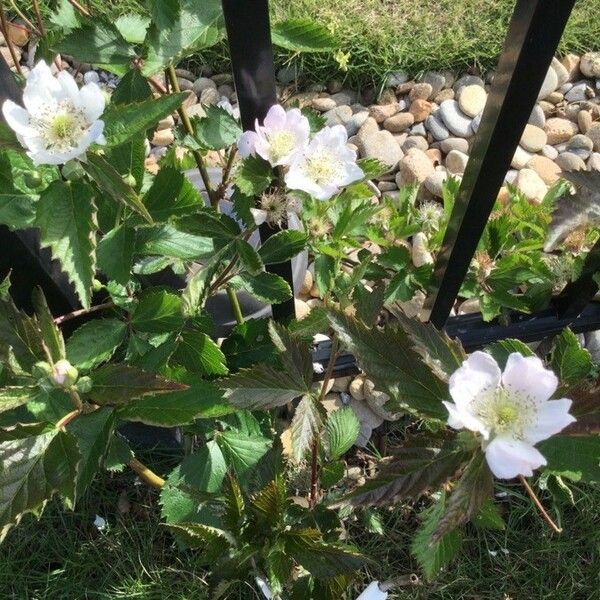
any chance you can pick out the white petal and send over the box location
[1,100,34,137]
[285,108,310,138]
[502,353,558,403]
[449,351,501,410]
[356,581,388,600]
[238,130,258,157]
[250,208,267,226]
[28,149,68,166]
[76,83,105,122]
[23,61,60,112]
[337,161,365,187]
[485,437,547,479]
[263,104,286,129]
[56,71,80,102]
[443,400,490,437]
[523,398,576,444]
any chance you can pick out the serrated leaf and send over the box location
[87,364,186,405]
[142,0,224,76]
[314,254,335,296]
[102,93,186,147]
[432,450,493,542]
[357,158,389,180]
[327,310,449,419]
[0,151,38,229]
[135,224,214,259]
[164,522,235,550]
[172,330,228,376]
[111,69,153,105]
[236,239,264,276]
[143,167,203,221]
[473,498,505,530]
[105,135,146,192]
[327,407,360,460]
[36,180,97,309]
[65,319,126,371]
[291,395,324,461]
[0,387,38,413]
[282,528,365,578]
[250,476,288,525]
[320,460,345,489]
[484,338,534,370]
[411,494,462,581]
[550,328,593,385]
[118,379,230,426]
[0,429,80,541]
[233,272,292,304]
[55,23,135,74]
[32,288,65,363]
[103,433,132,472]
[538,435,600,482]
[49,0,81,31]
[192,105,242,150]
[271,18,336,52]
[233,156,273,197]
[148,0,180,30]
[258,230,308,265]
[269,321,313,387]
[216,431,272,484]
[339,444,467,507]
[97,226,136,285]
[115,13,150,44]
[221,319,278,370]
[132,290,183,333]
[222,474,245,534]
[84,153,153,223]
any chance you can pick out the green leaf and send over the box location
[172,330,228,376]
[135,224,214,259]
[65,319,126,371]
[339,444,467,507]
[96,226,136,285]
[221,319,278,370]
[357,158,389,180]
[111,69,153,105]
[327,407,360,460]
[216,431,272,484]
[142,0,224,76]
[55,23,135,74]
[291,395,324,461]
[251,476,288,526]
[105,136,146,192]
[233,272,292,304]
[550,328,593,385]
[328,310,449,419]
[164,522,235,552]
[538,435,600,482]
[132,290,183,333]
[222,474,245,534]
[67,407,114,498]
[233,156,273,197]
[0,429,80,541]
[236,239,264,276]
[0,151,38,229]
[269,321,313,386]
[87,364,186,405]
[192,105,243,150]
[181,248,229,317]
[258,230,308,265]
[36,180,97,309]
[102,93,186,147]
[484,338,535,370]
[320,460,345,489]
[49,0,81,31]
[473,498,505,530]
[143,167,203,221]
[103,433,132,472]
[314,254,335,296]
[118,379,229,426]
[411,494,462,581]
[0,387,39,413]
[432,450,493,542]
[115,13,150,44]
[282,529,365,578]
[32,288,65,363]
[271,18,337,52]
[84,153,153,224]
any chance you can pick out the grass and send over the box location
[24,0,600,86]
[1,453,599,600]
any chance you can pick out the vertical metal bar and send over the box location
[0,51,22,105]
[423,0,576,328]
[221,0,296,321]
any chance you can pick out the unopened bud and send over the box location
[32,361,53,379]
[122,173,136,187]
[92,279,104,292]
[52,359,78,387]
[24,171,43,188]
[75,376,93,394]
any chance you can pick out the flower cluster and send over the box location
[238,104,364,200]
[444,352,575,479]
[2,61,106,165]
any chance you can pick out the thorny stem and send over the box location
[0,3,23,76]
[66,0,91,17]
[165,65,218,207]
[129,457,165,489]
[519,475,563,534]
[31,0,45,36]
[54,301,115,325]
[148,75,167,94]
[309,335,340,508]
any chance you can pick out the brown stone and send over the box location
[560,53,581,81]
[409,99,433,122]
[544,117,579,145]
[383,112,414,133]
[409,82,433,101]
[396,81,415,95]
[577,110,592,134]
[425,148,442,166]
[368,103,400,123]
[6,21,29,47]
[527,155,562,185]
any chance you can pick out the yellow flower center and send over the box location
[50,114,77,140]
[475,388,537,439]
[33,100,89,153]
[267,130,296,162]
[303,149,341,185]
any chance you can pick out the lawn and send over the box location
[25,0,600,85]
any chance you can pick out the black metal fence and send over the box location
[1,0,599,362]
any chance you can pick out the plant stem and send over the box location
[309,335,340,508]
[0,3,23,76]
[8,1,37,35]
[31,0,45,36]
[165,65,218,207]
[519,475,563,534]
[216,147,237,202]
[66,0,91,17]
[128,457,165,489]
[54,301,115,325]
[68,388,83,411]
[55,409,81,429]
[226,286,244,324]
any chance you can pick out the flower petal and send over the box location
[76,82,105,122]
[263,104,287,129]
[1,100,33,137]
[443,400,490,437]
[23,61,60,112]
[485,437,547,479]
[56,71,80,102]
[238,130,259,157]
[523,398,576,444]
[356,581,388,600]
[502,353,558,403]
[449,351,501,410]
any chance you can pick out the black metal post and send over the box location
[221,0,296,321]
[0,51,21,105]
[423,0,576,328]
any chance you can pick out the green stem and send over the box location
[165,65,218,207]
[226,286,244,325]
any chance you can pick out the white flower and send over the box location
[238,104,309,167]
[51,359,78,387]
[444,352,576,479]
[285,125,364,200]
[356,581,387,600]
[2,61,106,165]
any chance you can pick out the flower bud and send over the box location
[92,279,104,292]
[52,359,78,387]
[122,173,136,187]
[24,171,43,189]
[75,376,93,394]
[32,360,53,379]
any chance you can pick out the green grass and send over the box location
[25,0,600,86]
[1,458,599,599]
